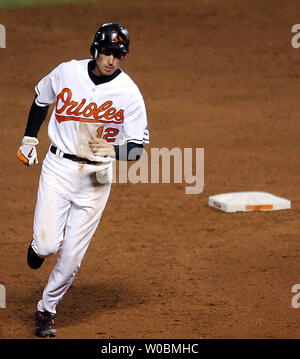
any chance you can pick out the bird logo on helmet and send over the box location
[90,23,130,59]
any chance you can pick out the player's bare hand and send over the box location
[17,136,39,166]
[88,137,116,158]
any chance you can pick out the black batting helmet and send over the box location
[90,23,130,59]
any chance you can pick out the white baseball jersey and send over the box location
[35,59,149,162]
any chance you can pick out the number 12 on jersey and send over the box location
[97,126,119,142]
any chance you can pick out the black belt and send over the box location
[50,145,98,165]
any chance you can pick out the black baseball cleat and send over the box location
[27,246,44,269]
[35,311,57,338]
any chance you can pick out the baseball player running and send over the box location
[17,23,149,338]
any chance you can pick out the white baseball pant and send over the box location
[31,148,112,314]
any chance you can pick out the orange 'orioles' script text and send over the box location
[55,88,124,125]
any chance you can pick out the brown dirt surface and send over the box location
[0,0,300,339]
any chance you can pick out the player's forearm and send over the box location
[89,138,143,161]
[114,142,143,161]
[24,96,49,138]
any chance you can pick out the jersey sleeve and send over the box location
[123,90,149,145]
[34,63,62,107]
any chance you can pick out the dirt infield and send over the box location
[0,0,300,339]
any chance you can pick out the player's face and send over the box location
[93,47,125,76]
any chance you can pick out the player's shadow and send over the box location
[60,281,148,327]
